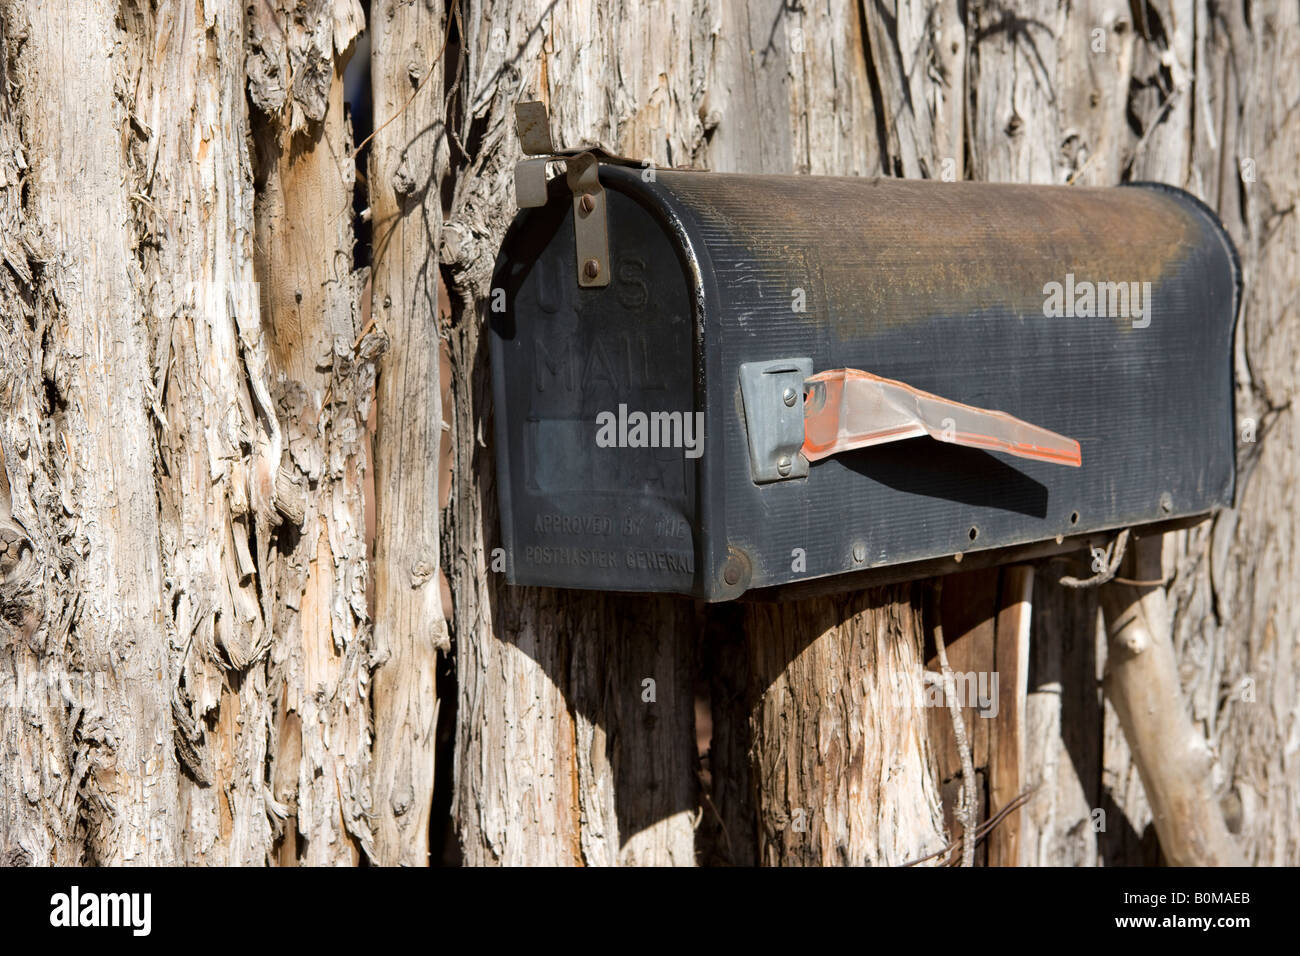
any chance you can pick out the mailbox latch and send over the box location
[739,359,814,483]
[513,101,612,288]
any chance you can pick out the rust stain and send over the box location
[658,172,1200,335]
[565,706,585,866]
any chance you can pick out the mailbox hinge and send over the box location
[513,101,705,289]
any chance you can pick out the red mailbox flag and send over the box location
[802,368,1082,468]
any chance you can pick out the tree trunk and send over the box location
[142,0,282,865]
[250,1,374,866]
[5,0,180,865]
[444,0,708,866]
[367,0,450,868]
[745,588,946,865]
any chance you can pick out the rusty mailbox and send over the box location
[489,105,1239,601]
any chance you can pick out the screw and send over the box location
[579,193,596,214]
[782,387,797,407]
[777,455,792,476]
[583,258,601,279]
[1160,492,1173,513]
[852,543,866,563]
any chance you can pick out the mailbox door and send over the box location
[491,179,699,594]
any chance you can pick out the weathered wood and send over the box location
[0,3,80,867]
[924,569,1003,864]
[368,0,450,868]
[568,595,699,866]
[251,0,375,865]
[988,565,1032,867]
[10,0,179,865]
[698,603,757,866]
[745,587,947,866]
[919,566,1032,866]
[451,584,698,865]
[1169,0,1300,866]
[140,0,282,865]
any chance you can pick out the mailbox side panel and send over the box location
[489,180,699,594]
[644,173,1238,599]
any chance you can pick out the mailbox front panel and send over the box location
[491,181,698,593]
[493,169,1238,601]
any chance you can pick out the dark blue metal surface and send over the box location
[491,170,1239,601]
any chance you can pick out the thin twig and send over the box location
[1059,528,1130,588]
[903,786,1039,866]
[932,579,977,866]
[1112,575,1169,587]
[349,4,456,161]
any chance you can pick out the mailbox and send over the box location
[490,110,1239,601]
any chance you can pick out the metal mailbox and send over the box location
[490,112,1239,601]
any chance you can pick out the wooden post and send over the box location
[988,566,1032,866]
[1099,534,1241,866]
[745,587,948,866]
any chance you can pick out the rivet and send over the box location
[721,550,751,590]
[777,456,792,476]
[583,258,601,279]
[579,193,596,214]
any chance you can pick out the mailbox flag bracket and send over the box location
[742,360,1082,484]
[739,358,814,482]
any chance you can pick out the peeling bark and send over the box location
[0,4,80,867]
[132,0,282,867]
[9,0,179,865]
[251,0,375,866]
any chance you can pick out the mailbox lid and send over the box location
[599,169,1237,600]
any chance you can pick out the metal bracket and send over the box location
[512,102,611,288]
[514,158,550,209]
[565,152,609,287]
[739,358,812,483]
[515,101,556,155]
